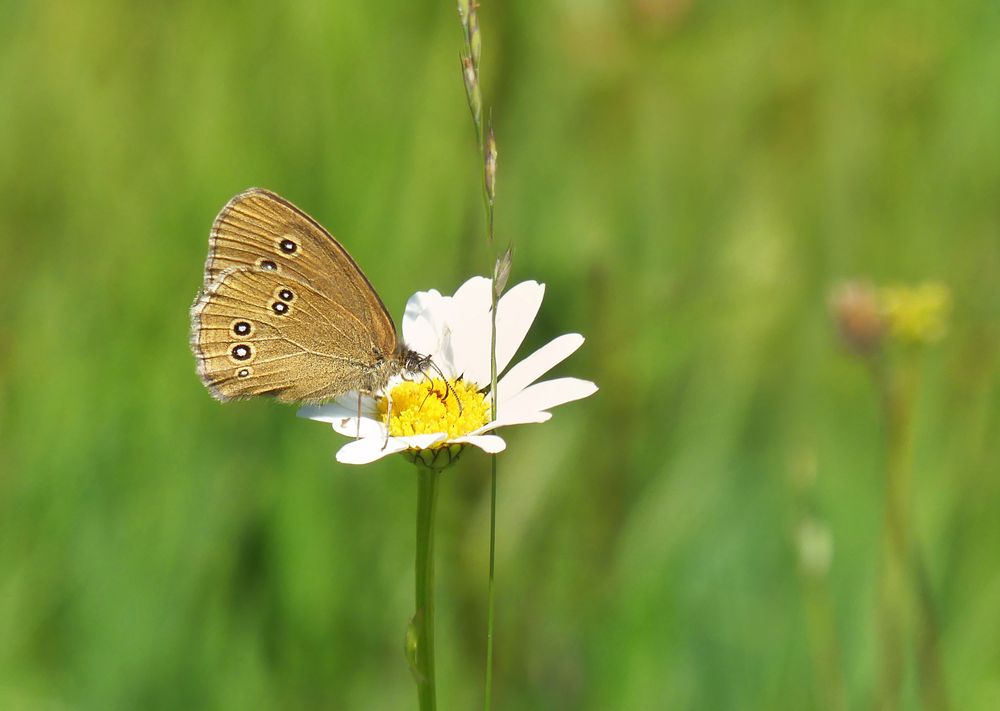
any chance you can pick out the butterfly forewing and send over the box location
[191,189,404,403]
[205,188,397,350]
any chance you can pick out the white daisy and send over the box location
[297,276,597,467]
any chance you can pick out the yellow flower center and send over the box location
[379,378,490,443]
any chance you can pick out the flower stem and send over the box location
[874,356,911,711]
[871,355,949,711]
[412,464,440,711]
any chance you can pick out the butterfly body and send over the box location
[190,188,424,404]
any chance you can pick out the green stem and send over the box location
[413,465,440,711]
[799,568,847,711]
[913,550,949,710]
[874,357,911,711]
[484,454,497,711]
[871,356,949,711]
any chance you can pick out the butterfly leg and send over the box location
[418,385,435,412]
[382,392,393,450]
[355,391,363,440]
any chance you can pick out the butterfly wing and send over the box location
[203,188,397,344]
[193,266,386,402]
[191,189,399,403]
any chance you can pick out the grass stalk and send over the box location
[456,2,504,708]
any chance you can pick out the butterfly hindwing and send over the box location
[192,266,384,403]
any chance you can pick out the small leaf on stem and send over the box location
[461,55,482,128]
[468,6,482,68]
[494,246,513,298]
[484,123,497,205]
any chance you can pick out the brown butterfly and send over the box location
[190,188,430,404]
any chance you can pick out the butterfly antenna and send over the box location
[426,360,463,415]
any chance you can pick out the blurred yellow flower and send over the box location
[879,282,951,345]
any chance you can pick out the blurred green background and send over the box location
[2,0,999,708]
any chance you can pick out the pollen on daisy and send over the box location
[379,378,489,441]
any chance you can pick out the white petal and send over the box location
[452,434,506,453]
[335,437,409,464]
[470,410,552,435]
[495,333,584,404]
[426,300,460,380]
[448,277,494,385]
[298,403,354,423]
[334,390,379,410]
[330,416,385,439]
[501,377,598,416]
[449,279,544,388]
[402,289,447,357]
[398,432,449,450]
[404,283,493,380]
[297,391,379,421]
[495,281,545,374]
[451,276,493,309]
